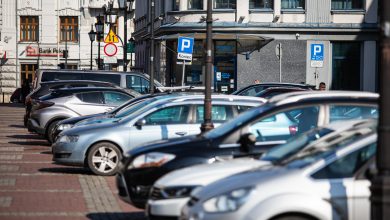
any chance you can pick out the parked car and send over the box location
[51,92,178,142]
[116,91,378,208]
[28,87,138,143]
[33,69,164,94]
[52,94,265,176]
[146,119,373,219]
[254,87,309,99]
[181,120,377,220]
[24,80,117,127]
[232,82,315,96]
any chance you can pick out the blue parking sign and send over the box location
[311,44,324,61]
[178,37,194,54]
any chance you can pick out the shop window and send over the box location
[281,0,305,9]
[331,0,364,10]
[214,0,236,9]
[188,0,203,9]
[21,64,38,84]
[332,42,361,90]
[249,0,273,9]
[60,16,79,42]
[20,16,39,42]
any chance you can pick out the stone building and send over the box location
[133,0,378,93]
[0,0,135,102]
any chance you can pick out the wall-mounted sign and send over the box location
[26,46,64,57]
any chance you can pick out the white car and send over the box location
[181,120,377,220]
[146,120,374,219]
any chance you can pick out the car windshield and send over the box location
[260,127,334,163]
[114,98,158,118]
[281,128,374,169]
[204,106,266,139]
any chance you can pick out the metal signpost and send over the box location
[177,37,194,86]
[275,43,282,82]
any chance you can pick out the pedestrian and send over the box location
[21,80,30,104]
[254,79,260,84]
[319,82,326,91]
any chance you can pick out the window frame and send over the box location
[188,0,204,10]
[280,0,306,11]
[331,0,365,11]
[20,16,39,42]
[60,16,79,43]
[213,0,237,9]
[249,0,274,10]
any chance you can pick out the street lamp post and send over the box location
[149,0,155,94]
[128,37,135,68]
[370,0,390,219]
[88,25,96,70]
[95,17,104,70]
[200,0,214,132]
[118,0,131,72]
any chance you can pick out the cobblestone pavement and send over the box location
[0,103,146,220]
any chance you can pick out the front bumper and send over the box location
[27,118,45,134]
[51,141,85,166]
[147,197,189,217]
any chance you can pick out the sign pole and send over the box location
[181,60,186,86]
[279,43,282,83]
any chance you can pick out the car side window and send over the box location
[236,105,253,114]
[103,92,131,106]
[311,143,376,179]
[144,105,189,125]
[41,72,82,82]
[85,74,121,85]
[196,105,233,123]
[241,86,265,96]
[329,105,378,122]
[76,92,104,104]
[247,106,319,142]
[126,75,150,94]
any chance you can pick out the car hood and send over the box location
[127,134,209,156]
[191,166,296,201]
[61,119,122,136]
[155,158,271,187]
[59,113,107,125]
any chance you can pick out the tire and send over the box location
[87,142,122,176]
[46,120,61,144]
[272,215,315,220]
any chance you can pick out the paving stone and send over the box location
[0,196,12,207]
[0,178,16,186]
[0,155,23,160]
[0,165,19,172]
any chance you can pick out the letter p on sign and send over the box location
[177,37,194,54]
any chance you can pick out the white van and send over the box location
[33,69,164,94]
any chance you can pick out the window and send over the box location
[214,0,236,9]
[188,0,203,9]
[145,106,189,125]
[41,71,82,82]
[236,105,253,114]
[126,75,150,94]
[60,16,78,42]
[329,105,378,122]
[331,0,363,10]
[248,106,319,141]
[281,0,305,9]
[21,64,38,84]
[312,143,376,179]
[20,16,39,41]
[196,105,233,123]
[86,73,121,85]
[249,0,273,9]
[172,0,180,10]
[332,42,361,90]
[103,92,130,106]
[77,92,104,104]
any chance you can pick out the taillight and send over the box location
[36,101,54,110]
[289,125,298,135]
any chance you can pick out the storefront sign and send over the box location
[26,46,64,57]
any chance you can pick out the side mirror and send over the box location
[238,133,257,154]
[135,119,146,129]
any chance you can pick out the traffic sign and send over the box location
[310,44,324,68]
[177,53,192,61]
[177,37,194,54]
[104,29,119,43]
[104,56,117,64]
[104,43,118,57]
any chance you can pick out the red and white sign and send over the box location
[25,46,63,57]
[104,43,118,57]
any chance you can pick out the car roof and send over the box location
[169,94,267,103]
[40,80,115,86]
[37,69,146,76]
[269,90,378,106]
[50,87,129,94]
[242,82,315,89]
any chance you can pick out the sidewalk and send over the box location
[0,103,145,220]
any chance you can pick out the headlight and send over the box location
[203,187,254,213]
[57,124,73,131]
[129,152,175,169]
[57,135,79,143]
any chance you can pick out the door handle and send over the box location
[175,132,187,136]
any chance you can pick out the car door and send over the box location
[189,105,235,135]
[103,91,132,111]
[128,105,190,148]
[310,143,376,220]
[69,92,109,115]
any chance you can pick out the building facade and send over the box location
[0,0,135,102]
[133,0,378,93]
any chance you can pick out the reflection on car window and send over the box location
[115,98,156,118]
[330,105,378,122]
[77,92,104,104]
[103,92,130,106]
[126,75,150,94]
[42,72,83,81]
[86,74,121,85]
[236,105,252,114]
[241,86,266,96]
[145,105,189,125]
[196,105,233,123]
[312,143,376,179]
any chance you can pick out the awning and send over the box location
[155,33,273,54]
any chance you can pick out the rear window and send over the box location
[41,72,83,82]
[84,73,121,85]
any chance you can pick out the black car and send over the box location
[116,91,378,208]
[24,80,117,127]
[255,87,309,99]
[232,82,315,96]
